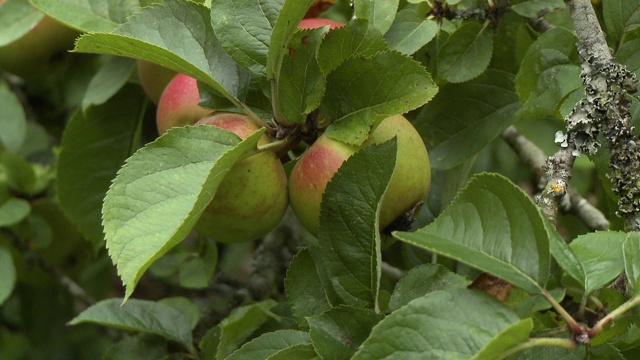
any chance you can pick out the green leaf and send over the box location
[82,56,137,110]
[278,28,326,124]
[30,0,141,32]
[507,287,565,318]
[321,51,437,145]
[308,306,383,360]
[0,0,43,46]
[68,298,193,350]
[568,231,626,293]
[515,27,580,119]
[0,151,36,194]
[603,0,640,44]
[313,140,397,310]
[616,39,640,77]
[0,244,16,305]
[59,85,145,251]
[266,343,317,359]
[389,263,471,311]
[103,126,263,301]
[437,22,493,83]
[103,334,168,360]
[624,232,640,295]
[384,9,438,56]
[159,297,200,330]
[471,318,534,360]
[16,121,50,159]
[415,70,521,170]
[353,0,399,35]
[0,197,30,228]
[516,343,624,359]
[226,329,310,360]
[178,239,217,289]
[518,64,582,120]
[284,248,332,327]
[75,0,248,107]
[414,70,521,169]
[266,0,315,80]
[210,0,281,78]
[510,0,565,18]
[217,300,279,358]
[200,326,221,360]
[394,173,552,294]
[353,289,523,359]
[0,81,27,152]
[147,238,218,289]
[549,225,587,284]
[317,19,389,75]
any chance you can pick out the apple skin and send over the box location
[137,60,177,104]
[289,115,430,236]
[194,113,289,243]
[156,73,213,135]
[0,16,79,81]
[298,18,344,30]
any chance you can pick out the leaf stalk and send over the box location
[542,289,584,336]
[589,295,640,337]
[497,337,577,359]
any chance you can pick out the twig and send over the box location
[381,262,405,282]
[567,187,609,230]
[534,0,638,232]
[501,126,609,231]
[535,145,578,227]
[565,0,639,231]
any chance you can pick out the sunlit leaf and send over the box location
[312,140,397,309]
[438,22,493,83]
[103,126,263,301]
[226,330,310,360]
[30,0,142,32]
[353,0,399,35]
[353,289,524,359]
[321,51,437,145]
[394,173,553,294]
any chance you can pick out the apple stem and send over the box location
[257,139,289,154]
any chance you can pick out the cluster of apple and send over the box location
[0,13,431,244]
[139,17,431,244]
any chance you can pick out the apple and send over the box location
[289,115,430,236]
[298,18,344,30]
[0,15,79,81]
[194,113,289,243]
[156,73,214,135]
[137,60,177,104]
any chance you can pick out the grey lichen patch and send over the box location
[566,45,640,221]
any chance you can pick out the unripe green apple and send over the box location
[194,113,289,243]
[156,73,213,135]
[0,15,79,81]
[137,60,177,104]
[298,18,344,30]
[289,115,430,236]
